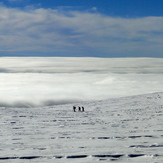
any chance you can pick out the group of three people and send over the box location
[73,106,84,112]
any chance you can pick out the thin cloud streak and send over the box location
[0,6,163,57]
[0,57,163,107]
[1,57,163,74]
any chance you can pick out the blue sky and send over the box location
[0,0,163,57]
[3,0,163,17]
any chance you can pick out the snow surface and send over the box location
[0,92,163,162]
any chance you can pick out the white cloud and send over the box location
[0,6,163,57]
[91,7,97,11]
[0,57,163,107]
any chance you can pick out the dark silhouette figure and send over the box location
[78,106,81,112]
[73,106,84,112]
[73,106,76,112]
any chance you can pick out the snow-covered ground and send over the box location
[0,92,162,163]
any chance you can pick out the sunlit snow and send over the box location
[0,92,162,162]
[0,57,163,162]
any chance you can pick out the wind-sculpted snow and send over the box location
[0,92,163,162]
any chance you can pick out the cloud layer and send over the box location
[0,57,163,107]
[0,5,163,57]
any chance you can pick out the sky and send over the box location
[1,57,163,107]
[0,0,163,57]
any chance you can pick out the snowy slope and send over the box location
[0,92,163,163]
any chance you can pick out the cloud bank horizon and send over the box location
[0,57,163,108]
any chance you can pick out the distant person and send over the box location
[82,106,84,112]
[78,106,81,112]
[73,106,76,112]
